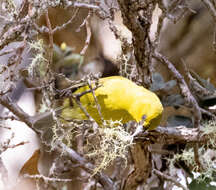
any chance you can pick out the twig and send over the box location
[59,85,98,98]
[17,0,29,19]
[0,24,25,50]
[71,2,100,10]
[213,25,216,52]
[23,174,73,182]
[201,0,216,22]
[76,9,90,32]
[137,126,202,144]
[0,15,11,22]
[1,141,29,152]
[0,115,19,121]
[151,52,202,170]
[45,10,54,68]
[181,59,211,97]
[181,59,216,118]
[80,11,92,56]
[0,125,11,130]
[0,132,28,154]
[0,88,115,190]
[201,0,216,51]
[164,0,187,23]
[33,23,49,34]
[56,142,115,190]
[73,95,95,123]
[154,9,164,45]
[0,157,8,186]
[200,108,216,119]
[193,143,203,171]
[0,48,16,56]
[59,76,101,123]
[153,169,189,190]
[0,96,34,131]
[87,78,104,123]
[53,8,79,33]
[153,53,202,170]
[153,51,202,129]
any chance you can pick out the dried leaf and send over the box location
[19,149,40,175]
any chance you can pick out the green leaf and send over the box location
[189,179,216,190]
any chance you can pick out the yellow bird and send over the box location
[62,76,163,130]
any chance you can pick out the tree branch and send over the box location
[153,169,189,190]
[56,142,115,190]
[0,96,34,131]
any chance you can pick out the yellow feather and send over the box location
[62,76,163,130]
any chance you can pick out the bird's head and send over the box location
[129,92,163,130]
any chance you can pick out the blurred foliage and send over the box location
[189,70,216,108]
[167,115,193,128]
[53,43,84,79]
[150,72,177,92]
[189,178,216,190]
[162,94,185,107]
[190,71,216,93]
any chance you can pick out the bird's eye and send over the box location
[142,115,147,121]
